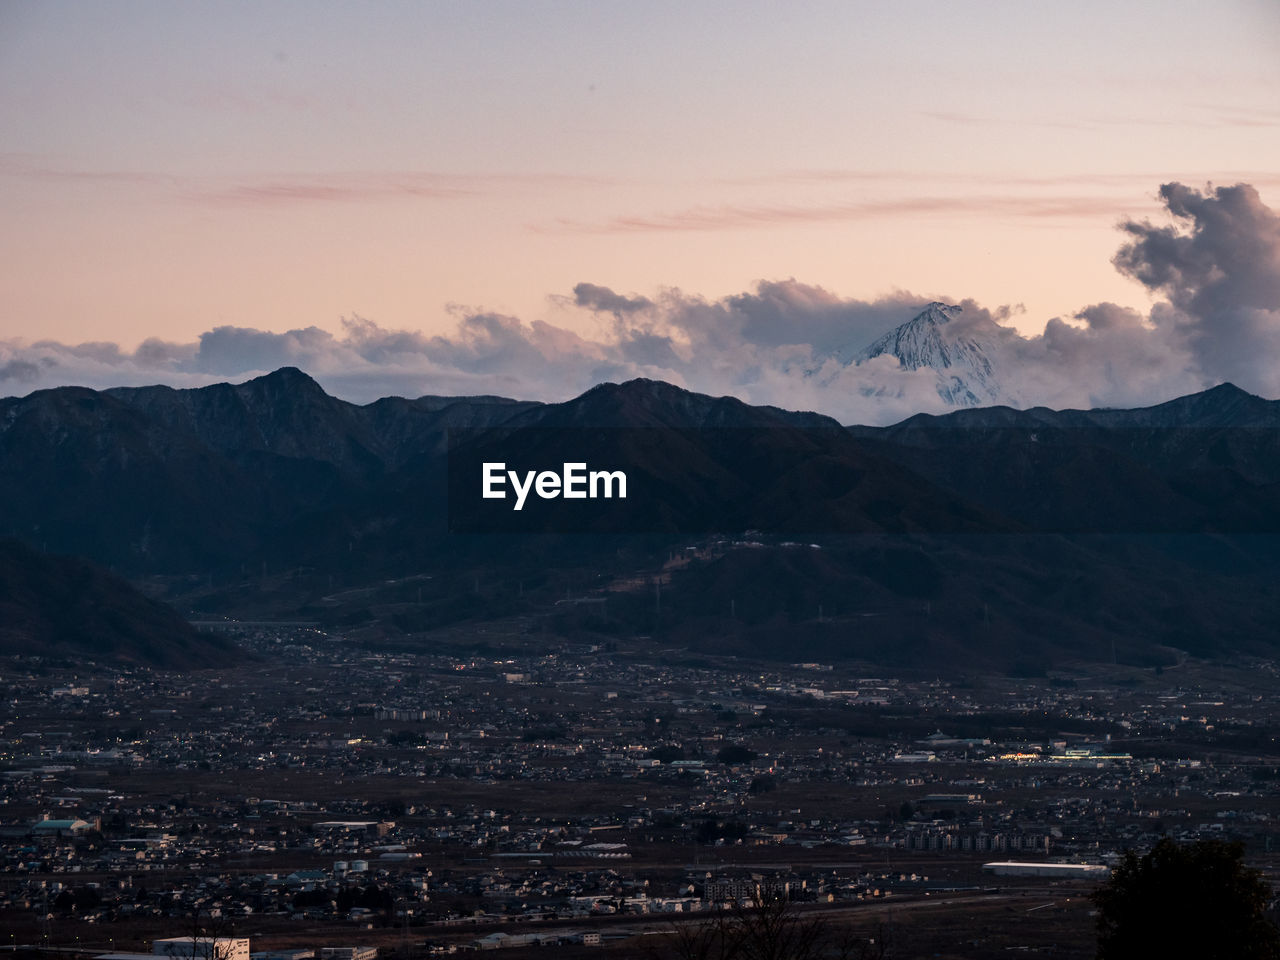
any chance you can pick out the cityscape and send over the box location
[4,2,1280,957]
[3,621,1278,956]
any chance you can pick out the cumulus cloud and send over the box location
[1112,182,1280,395]
[2,182,1277,424]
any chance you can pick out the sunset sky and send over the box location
[2,1,1279,420]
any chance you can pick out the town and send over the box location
[3,623,1278,957]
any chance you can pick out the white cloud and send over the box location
[4,182,1276,424]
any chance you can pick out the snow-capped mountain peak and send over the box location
[853,302,1008,407]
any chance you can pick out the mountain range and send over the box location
[3,369,1280,673]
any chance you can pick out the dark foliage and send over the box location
[1092,838,1280,959]
[654,896,888,960]
[0,538,231,666]
[715,744,757,765]
[748,775,777,794]
[694,819,750,845]
[649,745,685,764]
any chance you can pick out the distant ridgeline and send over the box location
[3,368,1280,671]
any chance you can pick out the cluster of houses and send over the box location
[1,633,1275,948]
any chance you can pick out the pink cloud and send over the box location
[537,194,1148,235]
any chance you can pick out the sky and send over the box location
[2,1,1280,422]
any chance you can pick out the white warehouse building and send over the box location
[983,861,1111,879]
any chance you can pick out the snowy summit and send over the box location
[855,301,1008,408]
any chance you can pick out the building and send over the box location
[312,821,392,837]
[982,862,1110,878]
[32,817,93,835]
[317,948,377,960]
[154,938,251,960]
[704,878,790,904]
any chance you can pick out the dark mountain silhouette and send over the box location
[103,367,539,469]
[0,539,230,667]
[508,377,836,430]
[3,370,1280,672]
[0,368,541,571]
[848,382,1280,534]
[874,382,1278,431]
[448,378,1002,535]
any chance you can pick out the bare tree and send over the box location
[657,907,744,960]
[828,918,893,960]
[733,895,826,960]
[154,906,235,960]
[655,894,888,960]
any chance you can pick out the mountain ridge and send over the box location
[0,538,233,667]
[5,369,1280,672]
[871,381,1277,431]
